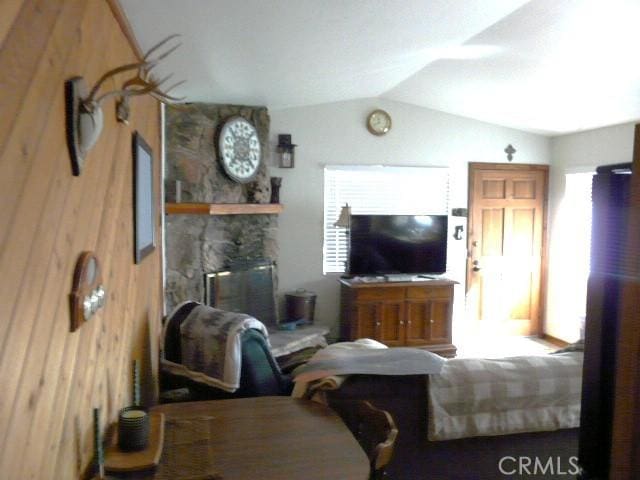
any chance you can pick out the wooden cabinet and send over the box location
[340,279,456,357]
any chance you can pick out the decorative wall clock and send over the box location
[70,251,106,332]
[366,109,392,136]
[217,116,262,183]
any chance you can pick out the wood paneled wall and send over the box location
[0,1,162,478]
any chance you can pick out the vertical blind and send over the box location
[323,165,450,273]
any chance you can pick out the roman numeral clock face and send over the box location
[218,116,261,183]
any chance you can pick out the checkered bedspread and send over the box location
[428,351,583,440]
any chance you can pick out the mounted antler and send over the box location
[114,35,186,123]
[65,35,185,175]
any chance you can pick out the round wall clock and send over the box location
[366,109,392,136]
[217,116,262,183]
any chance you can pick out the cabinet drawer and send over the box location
[355,287,405,301]
[406,286,452,300]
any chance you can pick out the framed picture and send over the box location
[133,132,155,264]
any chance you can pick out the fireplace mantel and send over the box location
[165,203,283,215]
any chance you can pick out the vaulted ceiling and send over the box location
[120,0,640,135]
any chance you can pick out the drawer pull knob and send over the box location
[430,319,435,324]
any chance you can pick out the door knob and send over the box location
[472,259,481,272]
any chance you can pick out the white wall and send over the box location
[546,122,636,342]
[269,98,550,341]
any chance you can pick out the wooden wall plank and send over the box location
[0,2,98,446]
[0,0,66,168]
[0,0,87,343]
[0,0,25,49]
[0,1,163,478]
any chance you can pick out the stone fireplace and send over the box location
[164,104,278,312]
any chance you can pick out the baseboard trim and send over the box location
[540,333,569,348]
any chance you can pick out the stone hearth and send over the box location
[164,103,278,311]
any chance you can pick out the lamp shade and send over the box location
[334,204,351,228]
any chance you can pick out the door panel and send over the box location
[429,299,451,344]
[353,303,378,339]
[468,164,548,336]
[481,209,505,255]
[405,301,428,346]
[379,302,404,346]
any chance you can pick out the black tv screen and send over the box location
[349,215,448,275]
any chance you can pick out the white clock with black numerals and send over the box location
[217,116,262,183]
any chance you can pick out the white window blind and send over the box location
[323,166,450,273]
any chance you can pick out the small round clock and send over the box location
[217,116,262,183]
[366,109,392,136]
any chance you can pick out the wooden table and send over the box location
[113,396,369,480]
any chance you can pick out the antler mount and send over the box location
[64,35,184,176]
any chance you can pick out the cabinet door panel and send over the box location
[379,302,404,347]
[429,299,451,344]
[405,301,429,346]
[353,302,379,339]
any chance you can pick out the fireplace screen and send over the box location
[204,262,278,326]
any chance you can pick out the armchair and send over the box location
[161,301,292,400]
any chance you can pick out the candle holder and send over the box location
[270,177,282,204]
[118,406,150,452]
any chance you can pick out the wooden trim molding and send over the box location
[165,203,284,215]
[106,0,143,60]
[540,334,569,348]
[468,162,550,172]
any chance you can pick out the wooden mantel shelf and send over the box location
[165,202,284,215]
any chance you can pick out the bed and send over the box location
[293,341,583,479]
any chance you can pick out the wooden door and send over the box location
[467,163,548,336]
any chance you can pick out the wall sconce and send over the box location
[65,35,184,176]
[276,134,297,168]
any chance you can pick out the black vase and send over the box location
[270,177,282,204]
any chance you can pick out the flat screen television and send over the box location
[348,214,448,276]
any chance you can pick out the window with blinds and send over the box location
[323,165,450,274]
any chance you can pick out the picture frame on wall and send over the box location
[133,132,155,264]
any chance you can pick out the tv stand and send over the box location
[339,278,456,357]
